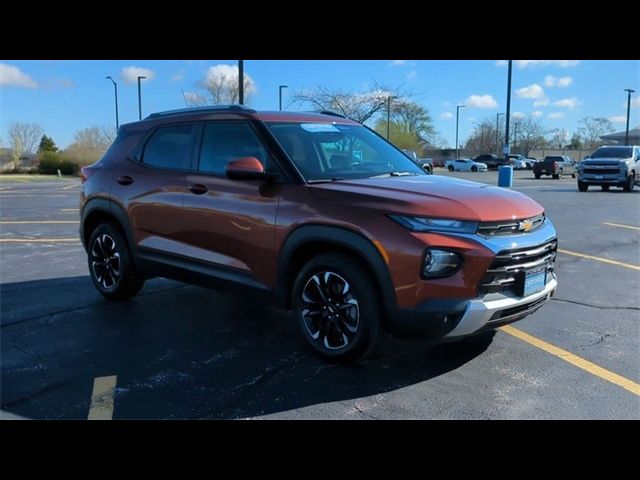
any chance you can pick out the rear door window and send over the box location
[143,124,196,170]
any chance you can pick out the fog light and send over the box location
[423,249,462,278]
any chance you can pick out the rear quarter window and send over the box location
[142,124,196,170]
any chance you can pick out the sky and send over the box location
[1,60,638,149]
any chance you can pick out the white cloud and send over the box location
[203,64,257,95]
[608,115,627,123]
[548,112,565,119]
[440,112,453,120]
[531,111,543,118]
[171,72,185,82]
[389,60,408,66]
[121,66,155,84]
[544,75,573,88]
[632,97,640,108]
[495,60,508,66]
[512,112,526,120]
[406,70,417,80]
[0,63,38,88]
[533,98,550,107]
[464,94,498,109]
[514,60,580,69]
[516,84,546,99]
[553,97,582,109]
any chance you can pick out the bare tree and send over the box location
[293,82,405,124]
[374,101,436,152]
[8,122,44,171]
[185,64,256,106]
[578,117,614,148]
[64,126,116,165]
[546,128,569,149]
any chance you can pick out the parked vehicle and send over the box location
[475,154,505,170]
[403,150,433,174]
[577,145,640,192]
[533,155,576,179]
[506,154,528,170]
[525,158,538,170]
[80,106,558,363]
[445,158,488,172]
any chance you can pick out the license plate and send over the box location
[523,268,546,297]
[595,175,604,180]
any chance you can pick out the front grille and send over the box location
[479,239,557,295]
[478,214,545,237]
[584,168,619,175]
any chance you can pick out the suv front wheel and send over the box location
[292,253,381,363]
[88,223,145,300]
[623,173,635,192]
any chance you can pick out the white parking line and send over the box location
[88,376,117,420]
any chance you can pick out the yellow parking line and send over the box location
[501,325,640,397]
[0,220,79,224]
[0,238,80,243]
[558,248,640,271]
[88,375,117,420]
[603,222,640,232]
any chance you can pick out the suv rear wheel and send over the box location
[88,223,145,300]
[292,253,381,363]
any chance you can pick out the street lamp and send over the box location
[137,76,146,120]
[238,60,244,105]
[624,88,635,146]
[496,113,505,156]
[105,76,119,130]
[386,95,398,140]
[279,85,288,111]
[455,104,465,159]
[503,60,513,159]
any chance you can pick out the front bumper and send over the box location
[579,173,627,186]
[445,273,557,337]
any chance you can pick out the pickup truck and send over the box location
[475,154,505,170]
[577,145,640,192]
[533,155,576,179]
[403,150,433,174]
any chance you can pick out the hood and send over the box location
[582,158,631,165]
[309,175,544,222]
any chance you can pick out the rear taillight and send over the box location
[553,162,558,170]
[80,167,91,183]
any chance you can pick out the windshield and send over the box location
[266,122,425,181]
[591,147,633,159]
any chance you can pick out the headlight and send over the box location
[422,249,463,278]
[389,215,479,234]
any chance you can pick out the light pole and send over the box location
[238,60,244,105]
[503,60,513,159]
[455,104,465,159]
[105,76,119,129]
[386,95,398,140]
[137,76,146,120]
[624,88,635,146]
[496,113,505,156]
[279,85,288,111]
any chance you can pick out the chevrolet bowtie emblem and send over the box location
[519,219,533,232]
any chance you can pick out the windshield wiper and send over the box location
[370,171,418,178]
[307,177,345,184]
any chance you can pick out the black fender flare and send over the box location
[275,224,396,314]
[81,198,135,255]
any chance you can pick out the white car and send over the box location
[445,158,488,172]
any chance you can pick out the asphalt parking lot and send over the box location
[1,171,639,419]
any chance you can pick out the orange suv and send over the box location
[80,106,558,362]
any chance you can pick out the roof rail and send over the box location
[318,110,347,119]
[145,105,257,120]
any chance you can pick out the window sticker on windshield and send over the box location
[300,123,341,133]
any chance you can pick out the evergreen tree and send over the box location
[38,134,58,153]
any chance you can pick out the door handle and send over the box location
[188,184,208,195]
[117,175,134,186]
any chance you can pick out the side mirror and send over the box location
[225,157,270,181]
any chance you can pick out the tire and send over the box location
[623,173,635,192]
[448,165,454,172]
[601,185,610,191]
[534,173,541,179]
[578,182,588,192]
[471,166,478,172]
[292,253,381,363]
[572,173,576,179]
[552,173,560,180]
[87,223,145,300]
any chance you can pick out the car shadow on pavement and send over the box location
[1,275,494,419]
